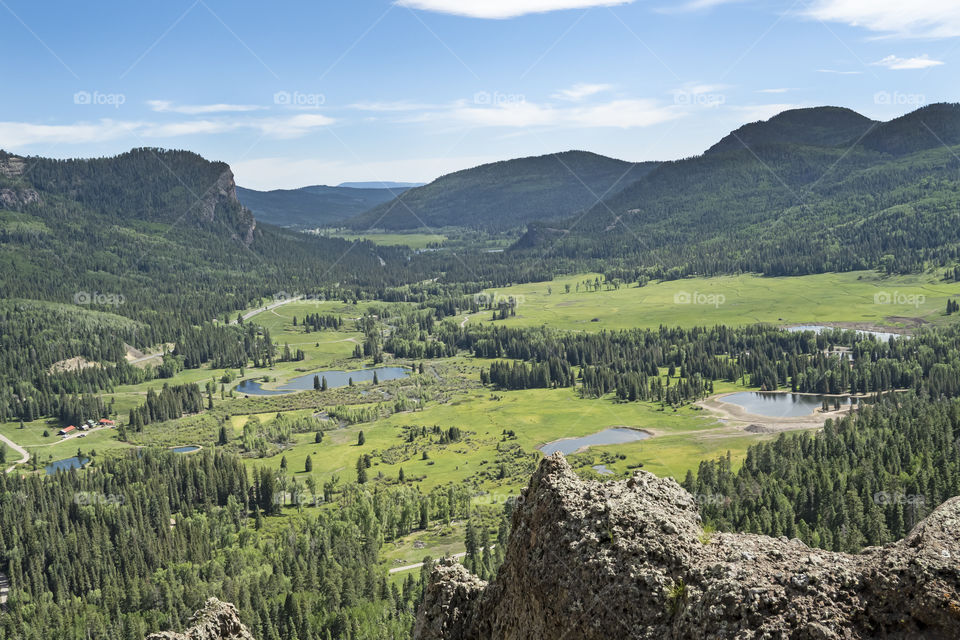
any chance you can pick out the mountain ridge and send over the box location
[345,150,660,231]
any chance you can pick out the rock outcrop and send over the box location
[147,598,254,640]
[415,453,960,640]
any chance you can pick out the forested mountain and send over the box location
[237,184,413,229]
[705,106,878,154]
[515,103,960,278]
[345,151,660,231]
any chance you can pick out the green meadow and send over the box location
[468,270,960,331]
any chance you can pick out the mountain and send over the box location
[858,102,960,156]
[516,103,960,278]
[415,454,960,640]
[0,148,409,327]
[237,184,412,229]
[338,181,425,189]
[345,151,661,231]
[705,106,878,154]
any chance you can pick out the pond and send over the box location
[539,427,651,456]
[786,324,908,342]
[236,366,409,396]
[172,446,201,453]
[45,456,90,475]
[720,392,865,418]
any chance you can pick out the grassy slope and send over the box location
[467,270,960,331]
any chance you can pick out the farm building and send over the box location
[58,426,76,436]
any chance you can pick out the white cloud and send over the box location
[147,100,266,114]
[448,99,682,129]
[757,88,793,94]
[395,0,635,19]
[658,0,744,13]
[872,54,944,70]
[0,114,335,148]
[0,119,144,147]
[349,101,446,112]
[552,83,614,101]
[806,1,960,38]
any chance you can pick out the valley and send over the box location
[5,103,960,640]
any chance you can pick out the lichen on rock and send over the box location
[415,453,960,640]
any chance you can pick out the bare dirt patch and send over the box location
[49,356,101,374]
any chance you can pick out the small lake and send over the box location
[721,392,864,418]
[786,325,907,342]
[539,427,651,456]
[172,446,201,453]
[236,366,409,396]
[45,456,90,475]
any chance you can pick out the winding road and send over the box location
[234,295,303,324]
[0,432,29,474]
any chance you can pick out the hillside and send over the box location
[516,103,960,278]
[237,183,413,228]
[0,148,413,322]
[705,106,878,154]
[345,151,660,231]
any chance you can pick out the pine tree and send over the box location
[305,455,312,472]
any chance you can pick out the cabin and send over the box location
[98,419,115,426]
[59,425,76,436]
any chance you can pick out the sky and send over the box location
[0,0,957,189]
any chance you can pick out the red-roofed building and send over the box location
[59,426,76,436]
[98,419,115,426]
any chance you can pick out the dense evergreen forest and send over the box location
[686,394,960,552]
[0,449,506,640]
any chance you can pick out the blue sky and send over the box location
[1,0,957,188]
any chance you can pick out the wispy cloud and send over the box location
[757,88,793,94]
[872,54,944,70]
[806,1,960,39]
[395,0,635,19]
[658,0,744,13]
[349,101,447,112]
[147,100,266,114]
[0,113,334,147]
[446,98,682,128]
[551,83,613,101]
[817,69,862,75]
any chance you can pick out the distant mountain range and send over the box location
[338,181,425,189]
[344,151,660,232]
[237,184,417,229]
[517,103,960,277]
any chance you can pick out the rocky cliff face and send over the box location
[147,598,254,640]
[415,453,960,640]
